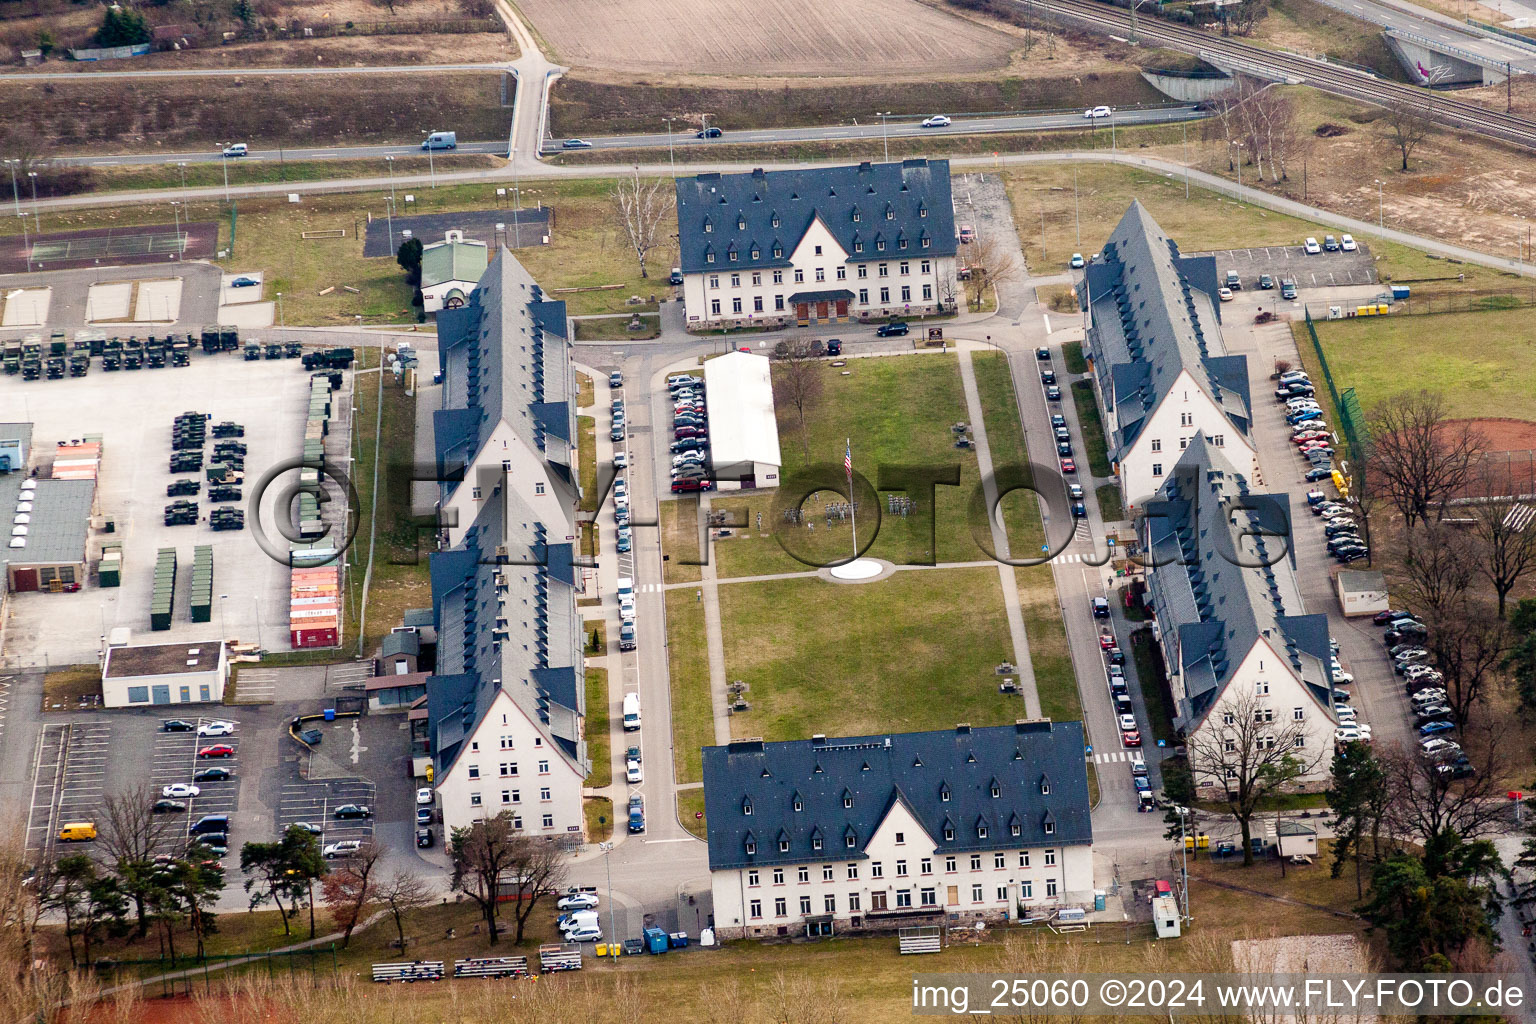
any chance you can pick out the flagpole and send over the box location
[846,437,859,561]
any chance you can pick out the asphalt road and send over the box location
[547,106,1204,153]
[0,62,509,80]
[56,107,1202,169]
[1308,0,1536,75]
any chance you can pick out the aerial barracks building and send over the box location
[676,160,960,331]
[704,722,1094,939]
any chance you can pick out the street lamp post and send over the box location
[1233,140,1244,189]
[664,118,677,176]
[171,202,181,259]
[1374,179,1384,239]
[877,111,891,163]
[385,155,396,209]
[599,841,618,957]
[385,195,395,254]
[1176,808,1191,923]
[420,132,437,188]
[276,291,284,327]
[5,160,19,216]
[27,172,39,232]
[217,145,231,205]
[20,214,30,273]
[177,162,187,192]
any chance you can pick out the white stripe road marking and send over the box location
[644,837,697,843]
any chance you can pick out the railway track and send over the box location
[1014,0,1536,151]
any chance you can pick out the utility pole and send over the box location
[420,131,437,188]
[1374,179,1384,238]
[1182,119,1189,199]
[600,841,618,957]
[217,145,231,206]
[1073,165,1081,245]
[27,171,39,233]
[177,162,187,192]
[5,160,19,216]
[664,118,677,176]
[877,111,891,163]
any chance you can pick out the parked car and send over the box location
[1069,253,1085,269]
[163,720,195,732]
[1418,720,1456,738]
[920,114,952,128]
[152,800,187,814]
[558,892,600,911]
[1341,234,1358,252]
[1280,278,1298,299]
[1092,597,1110,618]
[667,374,703,390]
[1258,274,1274,289]
[1060,457,1077,474]
[323,840,363,860]
[289,822,323,836]
[416,788,433,806]
[197,745,234,758]
[416,828,434,848]
[197,720,235,737]
[1304,467,1334,482]
[334,804,371,819]
[626,758,643,783]
[1373,608,1410,626]
[1304,237,1321,254]
[193,767,232,783]
[1433,756,1475,780]
[162,783,201,799]
[875,322,910,337]
[1046,385,1062,400]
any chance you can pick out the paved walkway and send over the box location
[697,500,731,747]
[956,346,1043,719]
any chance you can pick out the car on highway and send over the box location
[334,804,371,819]
[1341,233,1358,252]
[197,745,234,758]
[696,126,722,139]
[193,767,232,783]
[561,138,593,149]
[222,143,248,158]
[197,720,235,737]
[323,840,362,860]
[1084,105,1113,118]
[1069,253,1085,268]
[875,322,910,337]
[1304,237,1321,255]
[920,115,952,128]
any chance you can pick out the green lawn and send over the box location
[1061,340,1089,375]
[1129,628,1176,746]
[677,789,707,840]
[665,590,714,785]
[970,351,1046,558]
[577,415,597,513]
[1070,379,1113,477]
[718,569,1021,741]
[1096,483,1125,524]
[1307,307,1536,420]
[586,667,611,788]
[660,498,702,584]
[714,353,982,577]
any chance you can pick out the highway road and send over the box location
[0,62,509,80]
[546,106,1204,152]
[54,106,1202,169]
[1308,0,1536,75]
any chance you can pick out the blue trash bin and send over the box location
[323,708,336,722]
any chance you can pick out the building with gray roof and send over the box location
[675,160,960,331]
[426,252,588,841]
[1,431,95,595]
[1141,435,1338,792]
[1083,202,1257,509]
[704,721,1093,938]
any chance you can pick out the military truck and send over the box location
[301,347,354,371]
[68,353,89,377]
[244,342,261,361]
[168,479,201,497]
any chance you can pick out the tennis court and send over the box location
[0,222,218,274]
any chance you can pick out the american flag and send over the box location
[844,441,852,481]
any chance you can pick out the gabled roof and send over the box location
[676,160,957,275]
[421,239,490,289]
[1142,436,1334,730]
[1085,202,1251,459]
[701,722,1091,872]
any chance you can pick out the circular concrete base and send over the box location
[822,558,893,584]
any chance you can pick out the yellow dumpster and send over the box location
[595,943,609,957]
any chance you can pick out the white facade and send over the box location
[703,351,782,490]
[1181,637,1336,795]
[101,643,229,708]
[439,418,576,550]
[1118,369,1259,510]
[711,798,1093,938]
[434,689,587,839]
[682,244,956,330]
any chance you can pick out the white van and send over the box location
[560,910,599,932]
[221,143,248,158]
[616,576,634,597]
[422,131,457,150]
[622,692,642,731]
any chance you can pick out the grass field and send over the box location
[1256,0,1409,80]
[41,665,100,712]
[0,176,677,326]
[1306,307,1536,420]
[586,667,611,788]
[677,789,707,840]
[515,0,1016,74]
[659,498,702,584]
[664,589,713,784]
[1061,340,1088,374]
[585,796,614,842]
[577,415,597,513]
[718,569,1020,741]
[0,73,512,155]
[570,315,660,341]
[708,353,983,578]
[1071,379,1113,477]
[548,70,1163,136]
[88,155,502,196]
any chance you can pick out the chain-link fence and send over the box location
[1301,308,1367,483]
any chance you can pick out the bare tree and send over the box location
[98,783,178,937]
[1185,689,1327,867]
[1381,722,1512,844]
[1378,93,1432,172]
[610,167,674,280]
[1368,392,1485,527]
[377,869,432,952]
[1464,459,1536,619]
[499,834,567,945]
[1384,521,1476,625]
[1423,600,1510,727]
[772,341,824,459]
[965,232,1019,311]
[449,812,519,944]
[318,839,384,949]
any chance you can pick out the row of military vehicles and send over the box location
[2,328,356,380]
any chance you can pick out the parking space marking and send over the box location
[235,669,277,703]
[277,776,378,850]
[149,717,243,856]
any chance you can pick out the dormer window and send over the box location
[745,841,756,855]
[772,215,781,227]
[854,241,864,253]
[921,237,931,248]
[842,789,854,809]
[742,798,753,815]
[1011,823,1021,837]
[919,204,928,218]
[750,247,760,259]
[898,237,908,250]
[706,253,715,264]
[852,210,861,222]
[1044,822,1055,835]
[1040,776,1051,796]
[875,240,885,251]
[703,218,713,233]
[990,783,1000,799]
[885,206,895,221]
[939,784,950,802]
[845,831,856,848]
[727,248,738,262]
[943,827,955,841]
[812,836,822,850]
[978,825,988,839]
[792,794,803,812]
[772,245,783,258]
[779,839,789,853]
[737,217,746,230]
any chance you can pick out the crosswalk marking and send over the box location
[642,583,662,593]
[1089,751,1139,764]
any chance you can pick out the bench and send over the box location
[537,943,583,973]
[371,960,444,983]
[453,956,528,979]
[898,926,942,955]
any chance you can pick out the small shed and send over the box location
[1335,570,1387,617]
[1152,896,1181,938]
[102,641,228,707]
[380,629,421,675]
[366,669,428,711]
[1274,819,1318,859]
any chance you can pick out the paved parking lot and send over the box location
[1194,243,1378,291]
[278,774,377,851]
[149,717,242,854]
[26,722,111,862]
[0,353,354,665]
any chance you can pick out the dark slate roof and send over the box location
[786,288,855,304]
[434,251,574,498]
[1141,436,1335,731]
[1086,202,1252,460]
[675,160,958,276]
[381,631,420,659]
[701,721,1091,872]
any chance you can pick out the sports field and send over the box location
[1309,307,1536,421]
[0,223,217,273]
[515,0,1017,74]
